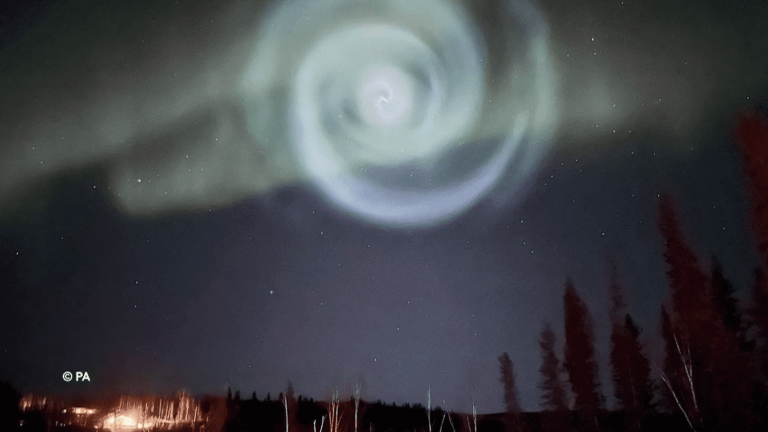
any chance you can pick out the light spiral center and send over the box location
[359,67,413,127]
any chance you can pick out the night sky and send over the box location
[1,0,767,414]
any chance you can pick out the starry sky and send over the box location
[1,0,767,414]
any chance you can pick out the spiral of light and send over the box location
[241,0,557,227]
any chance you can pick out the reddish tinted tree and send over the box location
[659,306,692,420]
[610,314,654,432]
[751,268,768,363]
[747,268,768,387]
[658,193,718,428]
[735,107,768,384]
[748,267,768,428]
[538,322,568,412]
[734,106,768,271]
[657,195,715,340]
[734,105,768,430]
[563,279,603,430]
[499,352,522,432]
[658,197,718,430]
[709,257,760,420]
[710,256,750,349]
[734,106,768,352]
[608,262,653,430]
[658,195,758,430]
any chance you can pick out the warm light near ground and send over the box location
[104,413,137,428]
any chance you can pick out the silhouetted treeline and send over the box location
[223,394,697,432]
[225,392,537,432]
[499,107,768,432]
[225,392,450,432]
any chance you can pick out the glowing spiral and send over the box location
[241,0,557,227]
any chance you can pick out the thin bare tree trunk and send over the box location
[354,383,361,432]
[283,393,289,432]
[427,387,432,432]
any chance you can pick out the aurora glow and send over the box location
[241,0,558,227]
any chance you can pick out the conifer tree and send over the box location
[657,195,714,341]
[658,195,758,430]
[749,267,768,426]
[611,314,653,431]
[733,103,768,431]
[659,305,699,429]
[538,322,567,412]
[657,196,720,430]
[710,256,749,348]
[499,352,522,432]
[608,267,653,430]
[563,279,603,429]
[734,107,768,271]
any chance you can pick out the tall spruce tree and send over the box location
[538,322,568,412]
[499,352,522,432]
[734,107,768,271]
[608,265,653,430]
[611,314,653,431]
[657,195,714,341]
[735,108,768,430]
[563,279,603,429]
[749,267,768,426]
[658,195,758,430]
[659,305,688,417]
[710,256,749,348]
[658,196,717,430]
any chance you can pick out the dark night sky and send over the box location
[1,0,767,414]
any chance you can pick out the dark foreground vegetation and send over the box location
[222,393,695,432]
